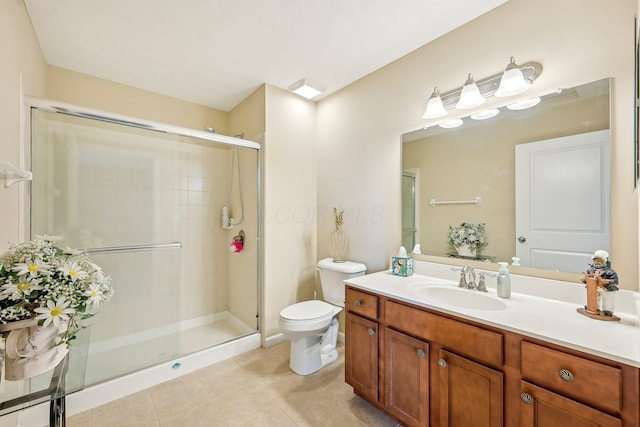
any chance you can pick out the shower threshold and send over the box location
[85,311,254,385]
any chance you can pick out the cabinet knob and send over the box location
[558,368,575,382]
[367,328,375,336]
[355,300,362,307]
[417,349,425,358]
[438,358,447,368]
[520,392,533,404]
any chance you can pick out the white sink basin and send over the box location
[408,285,507,311]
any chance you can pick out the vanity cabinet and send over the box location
[383,328,429,426]
[438,349,503,427]
[344,288,379,403]
[384,298,504,427]
[344,285,640,427]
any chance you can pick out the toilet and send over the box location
[279,257,367,375]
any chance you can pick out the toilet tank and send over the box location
[317,258,367,307]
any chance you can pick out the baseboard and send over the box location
[263,332,286,348]
[263,331,344,347]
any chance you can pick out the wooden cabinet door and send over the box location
[519,381,621,427]
[384,328,429,427]
[439,349,503,427]
[345,312,378,402]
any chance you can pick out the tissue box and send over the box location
[391,256,413,277]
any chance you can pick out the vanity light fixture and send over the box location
[422,57,542,118]
[456,74,486,109]
[495,57,531,97]
[422,87,448,119]
[288,79,324,99]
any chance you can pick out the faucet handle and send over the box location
[458,266,468,288]
[476,273,488,292]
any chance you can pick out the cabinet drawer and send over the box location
[385,300,503,368]
[520,381,621,427]
[345,287,378,320]
[521,341,622,414]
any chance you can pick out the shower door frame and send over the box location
[22,96,263,337]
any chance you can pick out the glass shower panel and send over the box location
[30,109,182,384]
[30,110,182,248]
[83,247,180,384]
[177,137,259,354]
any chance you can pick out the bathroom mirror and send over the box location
[402,78,610,274]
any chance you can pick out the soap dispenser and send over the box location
[497,262,511,299]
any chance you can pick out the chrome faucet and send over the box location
[466,267,476,289]
[456,266,488,292]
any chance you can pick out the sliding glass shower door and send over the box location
[29,106,260,385]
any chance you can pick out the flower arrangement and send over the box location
[448,222,487,252]
[0,236,113,347]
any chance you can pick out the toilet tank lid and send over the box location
[317,258,366,274]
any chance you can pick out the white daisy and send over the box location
[59,262,87,282]
[12,259,49,277]
[34,298,75,327]
[0,277,42,300]
[84,283,104,309]
[62,247,84,256]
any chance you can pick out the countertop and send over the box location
[344,261,640,367]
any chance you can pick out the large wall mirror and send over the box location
[402,78,610,275]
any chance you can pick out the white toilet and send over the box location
[279,257,367,375]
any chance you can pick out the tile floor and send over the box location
[66,342,400,426]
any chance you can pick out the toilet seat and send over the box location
[279,300,342,333]
[280,300,335,321]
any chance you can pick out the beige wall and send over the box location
[0,3,47,425]
[0,0,47,252]
[229,85,266,141]
[317,0,639,289]
[46,66,229,134]
[262,85,317,339]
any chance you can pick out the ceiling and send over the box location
[24,0,507,112]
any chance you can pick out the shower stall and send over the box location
[25,99,261,387]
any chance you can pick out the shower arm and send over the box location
[0,160,33,188]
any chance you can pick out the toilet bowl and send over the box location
[279,258,366,375]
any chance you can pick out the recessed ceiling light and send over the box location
[288,79,324,99]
